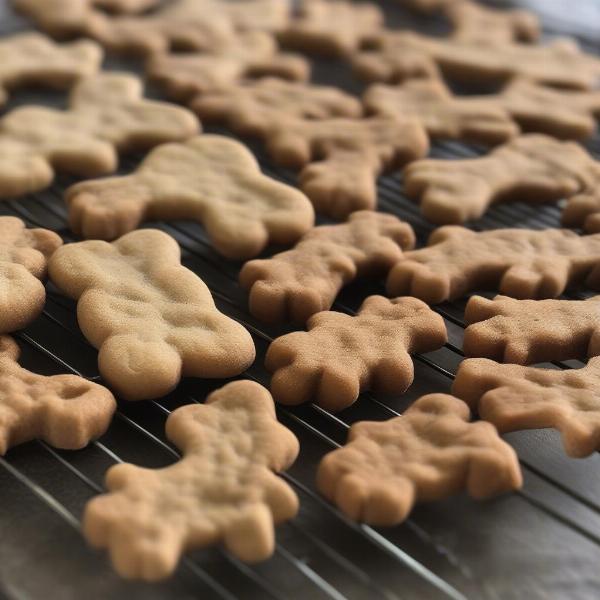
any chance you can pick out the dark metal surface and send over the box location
[1,1,600,598]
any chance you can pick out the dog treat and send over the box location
[403,134,600,224]
[453,357,600,458]
[463,295,600,365]
[48,229,255,401]
[265,116,429,218]
[386,226,600,304]
[0,335,116,454]
[444,1,540,44]
[13,0,159,37]
[0,73,198,198]
[317,393,522,524]
[66,135,314,259]
[193,78,363,138]
[0,33,102,107]
[85,0,290,56]
[353,31,600,89]
[364,79,518,145]
[83,380,299,580]
[278,0,383,57]
[147,33,309,101]
[240,211,415,323]
[0,217,63,334]
[266,296,447,411]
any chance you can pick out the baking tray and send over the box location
[1,0,600,598]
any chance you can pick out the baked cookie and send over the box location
[48,229,255,400]
[83,381,299,580]
[317,393,522,524]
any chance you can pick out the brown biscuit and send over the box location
[147,33,309,101]
[266,295,447,411]
[0,335,116,455]
[265,116,429,218]
[453,357,600,458]
[13,0,159,37]
[278,0,383,57]
[0,73,198,198]
[386,226,600,304]
[48,229,256,401]
[193,78,363,138]
[353,31,600,89]
[0,217,63,334]
[0,33,103,107]
[317,393,522,525]
[444,1,540,44]
[463,295,600,365]
[66,135,315,259]
[403,134,600,224]
[83,380,299,580]
[85,0,290,56]
[363,79,518,145]
[240,211,416,323]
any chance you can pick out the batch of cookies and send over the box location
[1,0,600,584]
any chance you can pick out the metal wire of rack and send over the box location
[1,1,600,598]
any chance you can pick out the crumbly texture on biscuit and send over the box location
[84,0,290,56]
[192,78,362,137]
[0,33,102,106]
[317,393,522,524]
[403,134,600,225]
[265,116,429,218]
[266,295,447,411]
[278,0,383,57]
[13,0,159,37]
[0,73,199,198]
[363,79,518,145]
[240,211,415,323]
[386,226,600,304]
[147,32,309,101]
[0,217,63,334]
[453,357,600,458]
[83,380,299,580]
[0,335,116,454]
[464,295,600,364]
[48,229,255,401]
[353,31,600,89]
[66,135,314,259]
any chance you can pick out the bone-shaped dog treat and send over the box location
[0,217,63,334]
[0,73,198,198]
[403,134,600,225]
[453,357,600,458]
[317,393,522,524]
[386,226,600,304]
[66,135,315,259]
[444,1,540,44]
[463,295,600,365]
[240,211,415,323]
[266,296,447,411]
[13,0,159,37]
[278,0,383,57]
[147,32,309,100]
[48,229,255,401]
[0,33,102,107]
[83,380,299,580]
[0,335,116,454]
[364,79,518,145]
[265,116,429,218]
[193,78,363,138]
[85,0,290,56]
[353,31,600,89]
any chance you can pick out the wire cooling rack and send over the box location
[1,1,600,598]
